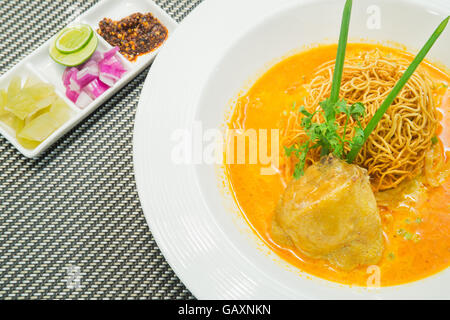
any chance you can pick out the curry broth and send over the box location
[226,43,450,286]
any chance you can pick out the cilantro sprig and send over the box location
[285,0,449,178]
[286,100,365,178]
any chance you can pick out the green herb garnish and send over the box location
[404,232,413,241]
[287,0,363,176]
[329,0,352,106]
[388,252,395,260]
[431,136,438,145]
[397,229,421,242]
[288,100,366,177]
[286,0,449,177]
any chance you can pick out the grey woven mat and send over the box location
[0,0,202,299]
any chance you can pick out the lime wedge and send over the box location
[55,24,93,54]
[49,29,98,67]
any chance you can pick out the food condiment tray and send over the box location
[0,0,177,158]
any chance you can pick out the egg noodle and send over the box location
[282,49,446,191]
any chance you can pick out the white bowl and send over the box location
[0,0,177,158]
[134,0,450,299]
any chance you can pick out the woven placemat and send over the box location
[0,0,202,300]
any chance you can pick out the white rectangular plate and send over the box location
[0,0,177,158]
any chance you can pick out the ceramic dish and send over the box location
[134,0,450,299]
[0,0,177,158]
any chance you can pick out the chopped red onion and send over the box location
[68,73,80,92]
[75,91,93,109]
[65,87,79,103]
[103,47,120,60]
[62,67,78,87]
[76,62,99,88]
[63,48,126,109]
[101,54,123,67]
[83,78,109,100]
[100,61,125,75]
[99,62,125,86]
[90,51,104,63]
[99,74,117,87]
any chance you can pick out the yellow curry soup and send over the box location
[225,43,450,286]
